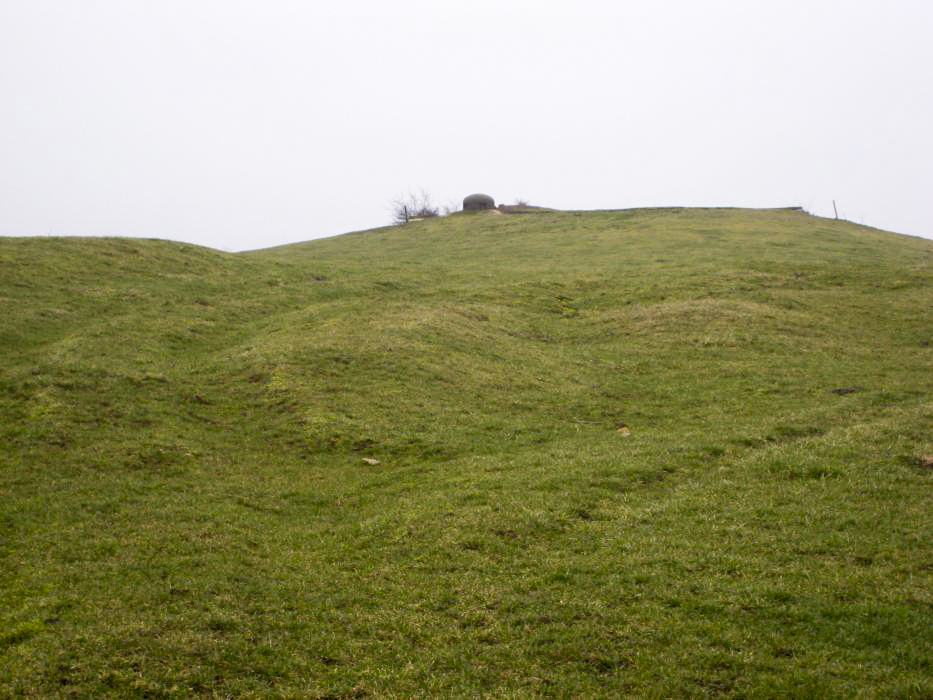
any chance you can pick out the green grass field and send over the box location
[1,207,931,697]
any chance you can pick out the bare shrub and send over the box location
[391,191,439,225]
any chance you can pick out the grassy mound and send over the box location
[1,208,931,697]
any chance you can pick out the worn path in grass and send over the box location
[1,208,931,697]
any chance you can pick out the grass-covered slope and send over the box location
[1,208,931,697]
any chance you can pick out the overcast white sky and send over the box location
[1,1,931,251]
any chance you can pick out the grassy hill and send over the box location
[1,208,931,697]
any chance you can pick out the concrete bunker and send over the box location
[462,193,496,211]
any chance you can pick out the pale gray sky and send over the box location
[1,0,931,251]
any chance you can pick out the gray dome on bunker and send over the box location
[463,193,495,211]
